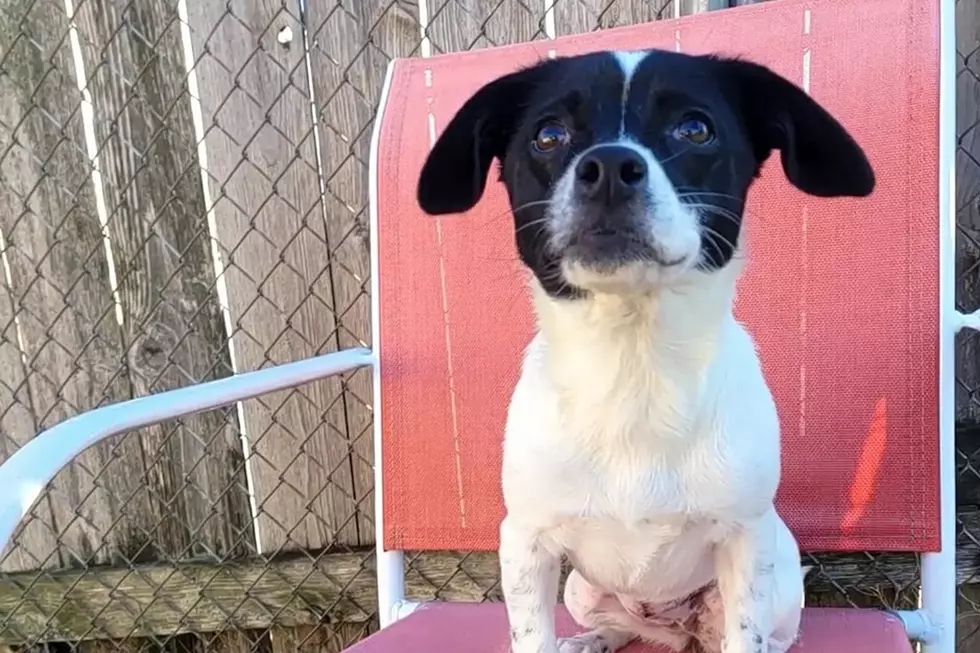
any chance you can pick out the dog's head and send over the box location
[417,50,874,298]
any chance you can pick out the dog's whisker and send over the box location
[676,190,745,206]
[657,149,687,167]
[689,203,744,227]
[686,201,742,219]
[699,225,737,265]
[514,217,552,236]
[699,223,737,250]
[472,199,553,230]
[511,199,554,215]
[536,267,566,287]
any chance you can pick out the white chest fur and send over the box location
[500,278,782,602]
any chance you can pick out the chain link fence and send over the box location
[954,0,980,649]
[0,0,976,650]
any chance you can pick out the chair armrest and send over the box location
[0,348,375,553]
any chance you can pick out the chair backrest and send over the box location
[372,0,941,555]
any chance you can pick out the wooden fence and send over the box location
[0,0,979,651]
[1,0,384,648]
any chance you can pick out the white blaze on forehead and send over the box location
[612,50,649,135]
[613,50,648,81]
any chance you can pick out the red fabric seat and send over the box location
[376,0,940,557]
[344,603,912,652]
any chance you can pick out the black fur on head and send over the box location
[418,50,874,299]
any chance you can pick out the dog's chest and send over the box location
[502,320,779,594]
[502,324,778,523]
[556,512,726,596]
[504,394,760,525]
[540,455,737,596]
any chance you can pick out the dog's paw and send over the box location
[557,633,616,653]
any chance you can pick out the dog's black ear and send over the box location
[716,57,875,198]
[417,62,552,215]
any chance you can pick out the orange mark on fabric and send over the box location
[842,398,887,532]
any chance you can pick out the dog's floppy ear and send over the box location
[716,57,875,198]
[417,61,552,215]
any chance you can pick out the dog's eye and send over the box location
[533,122,570,153]
[671,117,715,145]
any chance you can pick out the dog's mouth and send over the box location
[652,252,687,268]
[563,228,688,273]
[564,227,651,267]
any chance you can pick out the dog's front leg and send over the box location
[714,514,778,653]
[500,516,561,653]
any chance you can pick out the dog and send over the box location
[416,49,873,653]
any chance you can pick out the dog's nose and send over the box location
[575,145,647,205]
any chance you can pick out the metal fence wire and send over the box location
[0,0,977,651]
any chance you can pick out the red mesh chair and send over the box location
[0,0,960,652]
[362,0,957,651]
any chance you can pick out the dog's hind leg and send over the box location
[561,570,690,653]
[713,512,804,653]
[690,551,801,653]
[768,519,805,653]
[561,571,636,653]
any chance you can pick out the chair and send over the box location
[0,0,961,651]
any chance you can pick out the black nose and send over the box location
[574,145,648,205]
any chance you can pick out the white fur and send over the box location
[500,265,804,653]
[497,50,804,653]
[612,51,649,135]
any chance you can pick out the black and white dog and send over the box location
[416,49,873,653]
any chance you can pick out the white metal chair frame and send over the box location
[0,2,963,651]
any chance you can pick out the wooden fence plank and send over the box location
[678,0,713,13]
[0,535,967,645]
[954,3,980,650]
[0,553,376,643]
[554,0,672,34]
[0,29,55,571]
[956,0,980,425]
[72,0,253,564]
[0,0,138,572]
[304,0,421,551]
[185,0,358,550]
[68,3,258,650]
[269,622,373,653]
[0,267,51,573]
[425,0,541,54]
